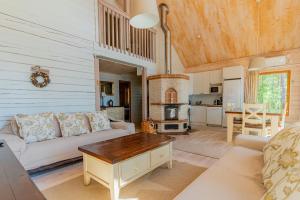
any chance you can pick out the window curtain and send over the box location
[245,71,259,103]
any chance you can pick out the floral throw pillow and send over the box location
[263,126,300,164]
[56,113,90,137]
[86,111,111,132]
[261,167,300,200]
[15,113,57,144]
[262,126,300,188]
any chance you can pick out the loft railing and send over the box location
[98,0,156,62]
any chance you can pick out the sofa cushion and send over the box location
[20,129,131,170]
[56,113,90,137]
[15,113,57,144]
[86,111,111,132]
[175,146,266,200]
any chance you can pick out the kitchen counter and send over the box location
[191,104,222,107]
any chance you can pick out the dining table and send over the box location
[225,110,281,143]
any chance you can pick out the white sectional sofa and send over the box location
[0,117,135,171]
[175,134,269,200]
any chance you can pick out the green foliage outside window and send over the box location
[257,72,288,114]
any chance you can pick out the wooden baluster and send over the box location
[146,30,149,60]
[116,13,119,51]
[107,8,111,48]
[134,28,137,55]
[149,31,152,61]
[128,19,131,53]
[142,29,144,58]
[139,29,142,57]
[111,10,116,49]
[120,15,124,52]
[103,7,107,47]
[98,2,103,46]
[153,32,156,62]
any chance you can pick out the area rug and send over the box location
[173,127,233,159]
[42,161,206,200]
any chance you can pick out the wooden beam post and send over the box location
[94,58,100,111]
[142,67,148,120]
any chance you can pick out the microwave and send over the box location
[210,85,222,94]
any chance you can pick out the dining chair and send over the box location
[279,104,287,130]
[242,103,267,136]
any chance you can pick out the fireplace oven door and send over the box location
[165,105,178,120]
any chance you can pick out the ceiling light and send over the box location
[130,0,159,29]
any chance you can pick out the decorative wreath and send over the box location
[31,71,50,88]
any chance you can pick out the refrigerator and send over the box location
[222,78,244,127]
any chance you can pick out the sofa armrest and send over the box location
[234,134,269,152]
[0,134,26,154]
[111,121,135,134]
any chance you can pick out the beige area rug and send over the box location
[174,126,233,159]
[43,161,206,200]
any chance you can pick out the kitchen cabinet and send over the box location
[206,106,223,126]
[209,70,223,84]
[223,66,244,80]
[192,70,222,95]
[193,71,210,94]
[190,106,207,125]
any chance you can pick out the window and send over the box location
[257,70,291,115]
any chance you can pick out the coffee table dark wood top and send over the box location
[78,133,175,164]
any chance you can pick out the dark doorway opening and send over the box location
[119,80,131,122]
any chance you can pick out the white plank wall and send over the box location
[0,0,96,128]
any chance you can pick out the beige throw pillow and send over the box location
[15,113,57,144]
[56,113,90,137]
[86,111,111,132]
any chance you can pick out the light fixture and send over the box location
[130,0,159,29]
[248,57,266,71]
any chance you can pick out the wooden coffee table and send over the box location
[78,133,175,200]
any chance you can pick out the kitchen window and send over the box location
[257,70,291,115]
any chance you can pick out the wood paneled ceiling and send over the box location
[156,0,300,69]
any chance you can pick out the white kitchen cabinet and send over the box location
[223,66,244,80]
[190,106,207,125]
[193,72,210,94]
[209,70,223,84]
[206,107,223,126]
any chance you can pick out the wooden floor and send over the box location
[32,126,221,191]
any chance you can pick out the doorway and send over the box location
[119,80,131,122]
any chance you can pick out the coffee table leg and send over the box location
[167,143,173,169]
[83,154,91,185]
[110,164,120,200]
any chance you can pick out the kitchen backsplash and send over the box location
[189,94,222,105]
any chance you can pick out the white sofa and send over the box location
[0,119,135,171]
[175,134,269,200]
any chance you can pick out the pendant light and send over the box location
[130,0,159,29]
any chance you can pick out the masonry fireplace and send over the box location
[164,105,179,120]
